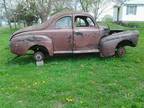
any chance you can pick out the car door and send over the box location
[52,16,73,54]
[73,15,100,53]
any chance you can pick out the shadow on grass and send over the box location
[7,53,115,65]
[46,53,101,63]
[7,54,34,65]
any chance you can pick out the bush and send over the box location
[119,22,144,28]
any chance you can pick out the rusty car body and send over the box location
[10,12,139,61]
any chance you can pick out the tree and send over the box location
[14,0,38,26]
[79,0,110,21]
[0,0,12,29]
[34,0,52,22]
[79,0,93,12]
[14,0,73,25]
[52,0,74,15]
[92,0,110,21]
[35,0,76,22]
[0,0,115,27]
[0,0,24,29]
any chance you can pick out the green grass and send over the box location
[0,25,144,108]
[98,22,129,30]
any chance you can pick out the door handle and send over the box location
[74,31,83,36]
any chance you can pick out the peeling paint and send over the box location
[10,12,139,57]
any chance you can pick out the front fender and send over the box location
[100,30,139,57]
[10,35,53,56]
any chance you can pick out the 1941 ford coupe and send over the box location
[10,12,139,61]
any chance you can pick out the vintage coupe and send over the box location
[10,12,139,61]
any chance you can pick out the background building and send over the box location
[113,0,144,22]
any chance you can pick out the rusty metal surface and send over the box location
[10,35,53,56]
[10,12,139,57]
[100,30,139,57]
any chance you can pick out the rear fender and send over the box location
[10,35,54,56]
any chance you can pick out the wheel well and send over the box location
[116,40,134,48]
[29,45,49,55]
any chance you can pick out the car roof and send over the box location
[53,11,92,18]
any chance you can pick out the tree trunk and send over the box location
[39,14,48,23]
[7,19,12,30]
[94,7,99,21]
[36,0,52,23]
[3,0,12,30]
[79,0,87,12]
[14,16,17,29]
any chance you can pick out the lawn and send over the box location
[0,25,144,108]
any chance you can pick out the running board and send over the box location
[73,49,99,53]
[54,49,99,54]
